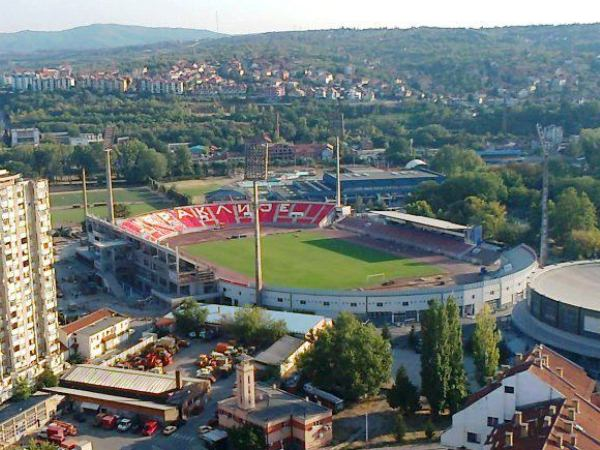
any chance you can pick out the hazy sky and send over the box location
[2,0,600,34]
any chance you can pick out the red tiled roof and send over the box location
[486,399,564,450]
[475,344,600,450]
[60,308,116,335]
[464,382,502,407]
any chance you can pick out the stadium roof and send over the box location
[331,168,438,181]
[372,210,469,232]
[530,261,600,311]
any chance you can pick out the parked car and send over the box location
[101,415,119,430]
[117,418,132,432]
[142,419,159,436]
[162,425,177,436]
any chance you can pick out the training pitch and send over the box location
[182,230,442,290]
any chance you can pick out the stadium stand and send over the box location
[119,201,336,243]
[337,216,482,261]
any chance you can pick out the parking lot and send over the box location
[48,337,236,450]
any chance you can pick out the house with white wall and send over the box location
[441,345,600,449]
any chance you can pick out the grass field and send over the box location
[183,231,442,289]
[165,177,236,202]
[50,187,165,208]
[49,187,172,227]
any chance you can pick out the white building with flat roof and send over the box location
[0,171,63,403]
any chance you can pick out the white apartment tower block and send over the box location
[0,170,62,403]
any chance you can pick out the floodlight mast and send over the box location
[103,126,116,224]
[537,123,550,268]
[82,167,88,217]
[244,141,269,306]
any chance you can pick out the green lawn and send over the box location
[165,178,234,202]
[50,203,170,227]
[50,187,164,208]
[183,231,442,289]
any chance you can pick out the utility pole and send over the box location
[275,112,280,141]
[103,126,116,224]
[537,123,550,267]
[82,167,88,217]
[336,136,342,207]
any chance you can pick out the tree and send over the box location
[577,128,600,173]
[424,419,435,440]
[420,300,450,416]
[299,312,392,401]
[173,299,208,334]
[551,187,597,244]
[405,200,435,218]
[23,440,60,450]
[37,367,58,389]
[393,412,407,443]
[117,140,167,183]
[226,306,287,348]
[565,228,600,259]
[227,423,265,450]
[381,324,392,342]
[429,145,484,176]
[387,366,420,414]
[13,377,33,401]
[172,146,194,177]
[445,298,468,413]
[113,203,131,219]
[472,304,501,383]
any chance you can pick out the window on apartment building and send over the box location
[376,302,383,307]
[402,301,409,306]
[300,300,306,305]
[487,417,499,427]
[277,298,284,303]
[467,432,480,443]
[504,386,514,394]
[350,302,357,307]
[323,302,330,306]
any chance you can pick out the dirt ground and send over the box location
[332,396,450,448]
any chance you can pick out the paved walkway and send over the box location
[512,301,600,358]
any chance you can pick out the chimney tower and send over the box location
[236,356,256,410]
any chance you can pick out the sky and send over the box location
[2,0,600,34]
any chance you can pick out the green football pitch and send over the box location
[183,231,443,290]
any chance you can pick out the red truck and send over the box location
[142,419,159,436]
[101,415,119,430]
[47,424,66,444]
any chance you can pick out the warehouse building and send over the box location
[44,365,210,423]
[0,393,64,448]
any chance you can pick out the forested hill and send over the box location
[0,24,224,54]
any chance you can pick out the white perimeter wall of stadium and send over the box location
[218,257,537,318]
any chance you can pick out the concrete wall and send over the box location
[219,252,535,318]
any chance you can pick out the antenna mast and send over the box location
[537,123,550,267]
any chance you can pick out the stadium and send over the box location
[512,261,600,376]
[85,199,537,321]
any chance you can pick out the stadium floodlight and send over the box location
[103,126,116,151]
[103,126,116,224]
[244,140,270,306]
[244,142,269,181]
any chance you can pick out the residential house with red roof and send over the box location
[441,344,600,449]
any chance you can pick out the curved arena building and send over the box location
[512,261,600,375]
[84,201,537,320]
